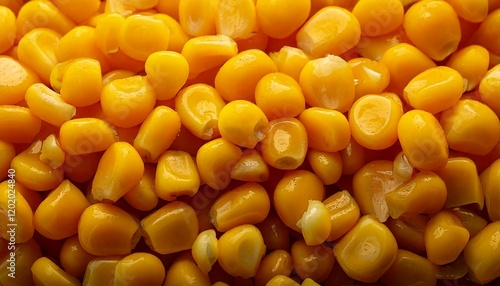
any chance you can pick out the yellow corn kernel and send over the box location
[192,229,219,274]
[10,141,64,191]
[387,216,428,255]
[451,207,488,237]
[333,215,398,283]
[256,210,290,251]
[33,180,90,240]
[0,56,40,105]
[435,157,484,209]
[118,14,169,61]
[25,83,76,127]
[63,152,101,184]
[78,203,140,256]
[385,171,447,218]
[299,55,355,113]
[340,137,367,175]
[398,110,449,170]
[404,0,461,61]
[255,72,305,120]
[175,84,226,140]
[153,13,188,53]
[15,182,42,212]
[178,0,218,36]
[196,138,242,190]
[352,0,403,37]
[380,249,437,286]
[291,239,335,283]
[349,94,402,150]
[307,150,342,185]
[100,75,156,128]
[17,28,61,84]
[301,278,320,286]
[215,0,257,40]
[464,221,500,284]
[16,0,75,38]
[479,64,500,117]
[215,49,277,102]
[296,200,331,246]
[181,35,238,79]
[155,150,200,201]
[60,58,103,107]
[49,59,76,93]
[156,0,180,19]
[269,48,310,87]
[164,252,211,286]
[91,141,144,203]
[114,252,166,286]
[60,235,97,279]
[0,239,42,286]
[145,51,189,100]
[53,0,100,23]
[59,117,118,154]
[297,6,360,58]
[261,117,308,170]
[471,9,500,56]
[274,170,325,231]
[356,25,408,61]
[447,45,490,91]
[256,0,310,39]
[122,163,158,211]
[218,100,269,148]
[0,6,15,54]
[39,134,64,169]
[231,149,270,182]
[56,26,111,73]
[379,43,436,95]
[0,141,15,180]
[392,151,414,183]
[323,190,360,242]
[31,256,80,286]
[348,58,390,101]
[210,182,270,232]
[0,180,34,243]
[134,106,181,161]
[95,12,124,55]
[449,0,489,22]
[443,99,500,156]
[265,275,299,286]
[83,256,123,286]
[404,66,464,114]
[218,224,266,279]
[255,250,293,286]
[424,211,470,265]
[102,69,135,86]
[480,158,500,221]
[352,160,397,222]
[141,201,199,255]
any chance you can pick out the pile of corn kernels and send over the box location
[1,0,500,285]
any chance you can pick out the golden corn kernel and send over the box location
[59,118,118,155]
[230,149,270,182]
[261,117,308,170]
[63,152,101,184]
[464,221,500,284]
[0,56,40,105]
[155,150,200,201]
[83,256,122,286]
[274,170,325,232]
[323,190,360,242]
[451,207,488,237]
[480,158,500,221]
[215,0,257,40]
[102,69,135,86]
[380,249,437,286]
[404,0,461,61]
[178,0,218,36]
[424,211,470,265]
[256,0,310,39]
[25,83,76,127]
[192,229,219,274]
[0,141,15,180]
[123,164,158,211]
[299,55,355,113]
[333,215,398,283]
[0,239,42,286]
[31,256,80,286]
[471,9,500,56]
[291,239,335,283]
[0,180,34,243]
[352,0,404,37]
[60,235,97,279]
[392,151,414,183]
[218,100,269,148]
[164,252,211,286]
[210,182,270,232]
[39,134,65,169]
[340,137,367,175]
[269,46,310,82]
[133,106,181,161]
[91,141,144,203]
[296,6,361,58]
[0,105,41,144]
[256,210,290,251]
[215,49,277,102]
[447,45,490,91]
[59,58,103,107]
[175,84,225,141]
[300,108,350,152]
[153,13,189,53]
[53,0,101,23]
[348,58,390,101]
[33,180,90,240]
[141,201,199,255]
[306,150,341,185]
[398,110,449,171]
[114,252,166,286]
[118,14,169,61]
[94,12,125,55]
[265,275,299,286]
[16,0,75,38]
[10,141,64,191]
[441,99,500,156]
[385,171,447,218]
[479,64,500,117]
[196,138,242,190]
[296,200,331,246]
[79,203,140,256]
[255,250,293,286]
[145,51,189,100]
[0,6,15,54]
[385,215,428,255]
[218,224,266,279]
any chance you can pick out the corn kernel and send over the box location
[323,190,360,242]
[0,141,15,180]
[145,51,189,100]
[0,180,34,243]
[471,9,500,56]
[16,0,75,38]
[31,256,81,286]
[480,158,500,221]
[164,252,211,286]
[216,0,257,40]
[0,239,42,286]
[340,137,367,175]
[123,163,158,211]
[265,275,299,286]
[152,13,188,53]
[256,210,290,251]
[450,207,488,237]
[114,252,166,286]
[60,58,103,107]
[380,249,437,286]
[255,250,294,286]
[59,118,118,155]
[348,58,390,101]
[155,150,200,201]
[192,229,219,274]
[178,0,218,36]
[231,149,270,182]
[269,46,310,82]
[464,221,500,284]
[0,6,16,54]
[0,56,40,105]
[447,45,490,91]
[296,200,331,246]
[479,64,500,117]
[83,256,123,286]
[352,0,404,37]
[256,0,310,39]
[60,235,97,279]
[291,239,335,283]
[307,150,342,185]
[25,83,76,127]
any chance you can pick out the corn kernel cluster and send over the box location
[1,0,500,285]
